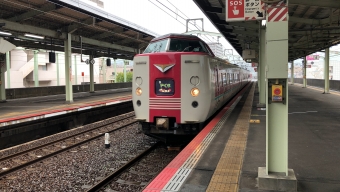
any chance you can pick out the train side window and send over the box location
[221,73,224,86]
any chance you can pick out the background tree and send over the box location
[116,71,133,82]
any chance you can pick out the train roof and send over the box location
[151,33,201,42]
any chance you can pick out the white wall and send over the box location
[5,49,133,88]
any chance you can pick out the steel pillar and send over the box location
[74,55,78,85]
[64,33,73,103]
[56,53,60,86]
[6,52,10,88]
[324,48,330,94]
[265,14,289,176]
[258,1,296,191]
[90,55,94,92]
[290,60,294,84]
[259,28,266,106]
[114,59,117,83]
[0,55,5,101]
[124,60,127,82]
[34,50,39,87]
[303,57,307,88]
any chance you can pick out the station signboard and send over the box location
[306,55,320,60]
[226,0,265,22]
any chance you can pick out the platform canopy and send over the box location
[0,0,159,60]
[193,0,340,61]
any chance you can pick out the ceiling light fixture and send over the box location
[0,31,12,36]
[24,33,44,39]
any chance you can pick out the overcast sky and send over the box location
[100,0,236,54]
[82,0,340,59]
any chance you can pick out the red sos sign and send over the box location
[227,0,245,20]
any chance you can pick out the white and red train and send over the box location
[132,33,250,144]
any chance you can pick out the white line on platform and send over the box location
[44,111,67,118]
[78,106,92,111]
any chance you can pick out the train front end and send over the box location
[132,34,212,144]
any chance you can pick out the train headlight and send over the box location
[190,88,200,97]
[136,87,142,96]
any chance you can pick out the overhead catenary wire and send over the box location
[153,0,215,43]
[163,1,216,43]
[148,0,203,40]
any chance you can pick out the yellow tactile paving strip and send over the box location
[206,83,255,192]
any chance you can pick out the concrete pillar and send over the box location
[114,59,117,83]
[303,56,307,88]
[290,60,294,84]
[56,53,60,86]
[324,48,330,94]
[34,50,39,87]
[259,28,266,106]
[74,55,78,85]
[64,33,73,103]
[6,52,10,88]
[258,1,296,191]
[90,55,94,92]
[0,55,6,101]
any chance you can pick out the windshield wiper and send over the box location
[182,46,191,52]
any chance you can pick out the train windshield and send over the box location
[168,39,208,53]
[143,39,168,53]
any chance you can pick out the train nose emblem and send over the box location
[154,64,175,73]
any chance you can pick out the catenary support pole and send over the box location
[64,33,73,103]
[34,50,39,87]
[90,55,94,92]
[6,52,10,88]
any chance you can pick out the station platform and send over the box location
[144,82,340,192]
[0,88,132,127]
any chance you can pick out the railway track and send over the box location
[86,141,179,192]
[87,141,162,192]
[0,112,136,178]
